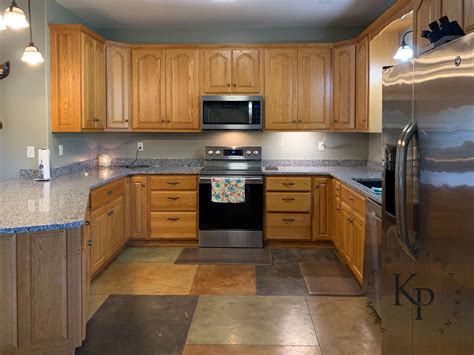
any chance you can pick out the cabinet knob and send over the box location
[167,196,180,201]
[298,120,302,123]
[282,182,295,186]
[167,181,180,185]
[125,119,129,123]
[84,221,90,226]
[292,120,297,123]
[167,120,170,123]
[161,120,165,123]
[227,83,231,87]
[233,84,236,87]
[141,184,146,188]
[282,198,295,202]
[87,240,93,246]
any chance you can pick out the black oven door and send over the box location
[199,176,263,247]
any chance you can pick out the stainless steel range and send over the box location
[199,146,264,248]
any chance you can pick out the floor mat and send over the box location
[175,248,272,265]
[299,262,366,296]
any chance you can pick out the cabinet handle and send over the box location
[93,118,100,122]
[161,120,165,123]
[282,182,295,186]
[315,185,320,189]
[87,240,93,246]
[336,208,341,211]
[167,197,180,200]
[141,184,146,188]
[167,217,180,221]
[298,120,302,123]
[106,190,113,196]
[282,218,295,222]
[167,120,170,123]
[167,181,180,185]
[334,119,338,123]
[125,119,129,123]
[292,120,297,123]
[282,198,295,202]
[108,211,114,216]
[233,84,237,87]
[348,196,354,201]
[227,83,231,87]
[84,221,90,226]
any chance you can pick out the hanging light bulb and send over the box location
[3,0,29,29]
[394,30,413,62]
[21,0,43,65]
[0,13,7,31]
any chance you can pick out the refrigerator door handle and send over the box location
[395,122,418,259]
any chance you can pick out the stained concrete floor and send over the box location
[79,247,381,355]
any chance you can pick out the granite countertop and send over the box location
[0,164,381,235]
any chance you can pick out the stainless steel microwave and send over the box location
[201,95,263,130]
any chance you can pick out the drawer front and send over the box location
[266,177,311,192]
[341,184,365,217]
[149,175,197,191]
[150,191,197,211]
[266,213,311,240]
[150,212,197,239]
[266,192,311,212]
[90,179,124,210]
[334,180,341,197]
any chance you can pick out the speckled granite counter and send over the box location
[0,163,381,235]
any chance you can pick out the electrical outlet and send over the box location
[58,145,64,156]
[318,142,326,151]
[27,146,35,158]
[137,142,144,151]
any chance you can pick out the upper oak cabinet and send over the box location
[106,43,131,130]
[355,37,369,131]
[202,49,262,94]
[131,48,167,130]
[50,25,106,132]
[332,43,356,130]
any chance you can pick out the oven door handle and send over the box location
[199,176,263,184]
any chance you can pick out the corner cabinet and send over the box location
[50,25,105,132]
[332,43,356,130]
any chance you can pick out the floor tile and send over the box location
[116,247,182,263]
[90,262,197,295]
[306,296,381,355]
[187,296,318,346]
[88,294,109,320]
[256,262,308,296]
[190,265,256,295]
[271,248,341,265]
[183,344,322,355]
[77,295,198,355]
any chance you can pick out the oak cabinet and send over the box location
[202,49,262,94]
[106,44,131,130]
[355,37,369,131]
[81,209,91,341]
[123,177,132,241]
[90,205,110,274]
[0,235,17,352]
[264,48,298,129]
[108,197,125,256]
[466,0,474,33]
[50,25,106,132]
[312,177,330,241]
[166,49,200,130]
[413,0,442,56]
[132,48,167,130]
[333,43,356,130]
[131,176,149,239]
[297,47,332,130]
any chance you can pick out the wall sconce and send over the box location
[394,30,413,62]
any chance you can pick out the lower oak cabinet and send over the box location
[0,229,83,354]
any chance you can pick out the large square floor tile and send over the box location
[187,296,318,346]
[77,295,198,355]
[306,296,381,355]
[116,247,182,263]
[256,262,308,296]
[88,294,109,320]
[183,344,322,355]
[190,265,256,295]
[91,262,197,295]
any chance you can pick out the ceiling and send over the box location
[56,0,397,29]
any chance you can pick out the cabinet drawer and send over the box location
[266,177,311,192]
[149,175,197,191]
[90,179,124,210]
[266,213,311,240]
[341,184,365,217]
[334,180,341,197]
[266,192,311,212]
[150,191,197,211]
[150,212,197,239]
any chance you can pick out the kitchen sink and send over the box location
[352,178,382,189]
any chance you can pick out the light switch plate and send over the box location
[318,142,326,151]
[27,146,35,158]
[137,142,144,151]
[58,145,64,156]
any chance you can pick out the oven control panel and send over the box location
[205,146,262,160]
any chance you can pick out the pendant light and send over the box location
[394,30,413,62]
[0,13,7,31]
[3,0,29,29]
[21,0,43,65]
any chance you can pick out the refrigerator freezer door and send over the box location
[411,33,474,355]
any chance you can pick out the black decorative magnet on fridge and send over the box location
[0,61,10,80]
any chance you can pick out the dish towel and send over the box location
[211,177,246,203]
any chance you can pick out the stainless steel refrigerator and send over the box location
[381,33,473,354]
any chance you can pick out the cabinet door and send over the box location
[264,48,298,130]
[341,207,353,262]
[465,0,474,33]
[334,196,342,249]
[166,49,200,130]
[355,37,369,131]
[91,205,109,274]
[297,47,331,130]
[202,49,232,93]
[0,235,17,352]
[232,49,261,93]
[123,177,131,242]
[17,229,82,352]
[131,176,148,239]
[333,43,356,130]
[93,40,106,129]
[106,45,131,129]
[312,177,330,241]
[81,33,96,129]
[442,0,464,27]
[132,49,166,129]
[81,210,91,341]
[413,0,442,56]
[108,197,124,256]
[351,216,365,283]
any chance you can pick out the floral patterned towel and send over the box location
[211,177,246,203]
